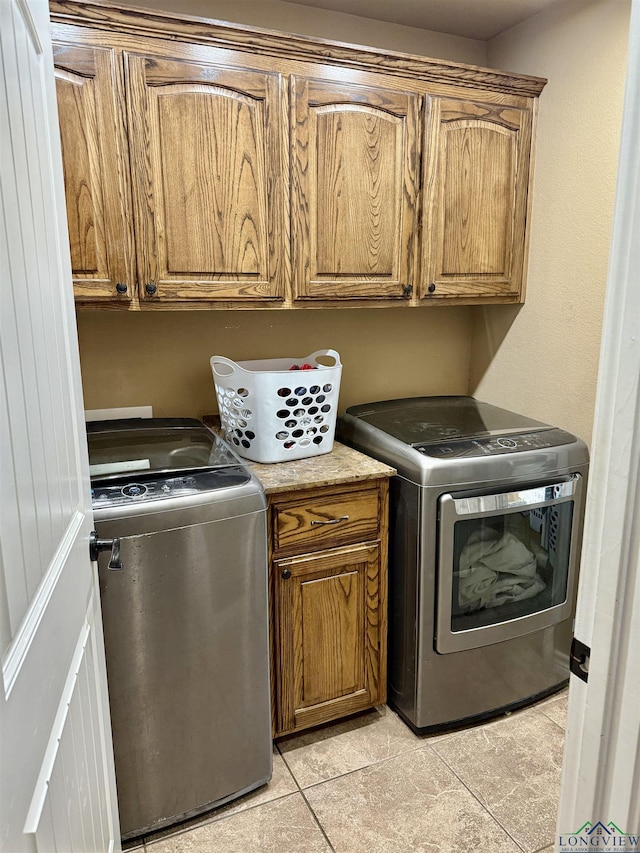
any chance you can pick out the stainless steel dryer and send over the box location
[88,418,271,839]
[339,397,589,732]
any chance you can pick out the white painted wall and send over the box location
[470,0,631,445]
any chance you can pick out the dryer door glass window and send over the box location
[450,502,573,632]
[435,475,584,653]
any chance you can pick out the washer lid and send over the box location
[345,396,551,445]
[87,417,240,481]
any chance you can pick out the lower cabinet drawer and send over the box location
[275,541,386,735]
[272,486,380,555]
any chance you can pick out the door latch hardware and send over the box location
[89,530,124,570]
[570,636,590,683]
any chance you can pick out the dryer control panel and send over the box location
[415,428,575,459]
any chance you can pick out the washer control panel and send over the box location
[91,467,249,507]
[416,428,574,459]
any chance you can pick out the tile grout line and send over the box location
[538,707,567,733]
[143,742,313,846]
[299,787,337,853]
[280,737,437,793]
[424,741,531,853]
[277,718,519,795]
[142,706,565,850]
[279,726,550,852]
[142,791,316,848]
[273,745,336,852]
[275,711,467,792]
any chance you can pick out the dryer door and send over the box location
[435,474,584,653]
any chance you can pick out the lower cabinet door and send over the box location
[275,541,385,734]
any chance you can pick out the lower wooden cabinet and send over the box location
[269,480,389,737]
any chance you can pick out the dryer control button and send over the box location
[496,438,518,449]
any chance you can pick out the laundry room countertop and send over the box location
[244,440,396,495]
[202,415,395,495]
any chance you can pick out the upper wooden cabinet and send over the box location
[291,75,420,301]
[421,97,534,301]
[50,1,546,308]
[53,43,134,301]
[124,54,286,302]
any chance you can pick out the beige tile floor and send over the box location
[130,689,567,853]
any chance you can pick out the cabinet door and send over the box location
[53,43,134,301]
[276,542,385,734]
[125,52,286,302]
[291,75,420,301]
[421,97,533,301]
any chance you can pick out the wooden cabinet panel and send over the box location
[272,486,380,555]
[52,9,543,310]
[125,53,287,302]
[53,43,133,300]
[421,97,533,300]
[276,542,384,732]
[291,75,420,300]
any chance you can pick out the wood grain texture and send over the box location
[421,96,533,300]
[272,485,380,555]
[292,75,420,300]
[276,542,381,733]
[50,8,541,310]
[271,478,389,736]
[124,51,286,301]
[49,0,547,97]
[55,64,101,274]
[300,570,363,704]
[53,42,134,300]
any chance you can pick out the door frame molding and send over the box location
[557,0,640,836]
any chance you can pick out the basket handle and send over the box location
[307,349,341,368]
[210,355,238,377]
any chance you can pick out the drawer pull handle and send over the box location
[310,515,349,526]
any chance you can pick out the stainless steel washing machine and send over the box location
[339,396,589,732]
[88,418,272,839]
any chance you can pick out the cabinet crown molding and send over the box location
[49,0,547,98]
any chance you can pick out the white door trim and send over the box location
[556,0,640,843]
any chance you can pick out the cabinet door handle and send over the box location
[282,568,292,580]
[310,515,349,526]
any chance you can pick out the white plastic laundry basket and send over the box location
[210,350,342,463]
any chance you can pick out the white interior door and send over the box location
[0,1,120,850]
[556,0,640,846]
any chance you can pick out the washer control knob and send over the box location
[497,438,518,449]
[122,483,147,498]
